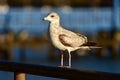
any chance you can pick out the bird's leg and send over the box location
[68,51,71,68]
[61,51,64,67]
[58,51,64,67]
[64,50,71,68]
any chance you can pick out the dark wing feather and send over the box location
[81,42,97,46]
[59,34,72,47]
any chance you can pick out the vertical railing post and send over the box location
[14,72,25,80]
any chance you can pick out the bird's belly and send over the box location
[49,29,66,51]
[51,35,66,50]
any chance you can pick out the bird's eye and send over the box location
[51,15,54,18]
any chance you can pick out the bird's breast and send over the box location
[49,26,66,50]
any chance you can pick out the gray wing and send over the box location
[59,32,87,47]
[75,32,87,43]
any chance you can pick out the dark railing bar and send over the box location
[0,61,120,80]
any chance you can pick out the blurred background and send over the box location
[0,0,120,80]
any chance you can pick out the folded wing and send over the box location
[59,33,87,47]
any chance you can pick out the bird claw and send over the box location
[64,66,71,68]
[58,66,71,68]
[58,66,64,68]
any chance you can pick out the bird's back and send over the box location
[59,26,87,47]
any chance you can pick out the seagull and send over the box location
[43,12,101,68]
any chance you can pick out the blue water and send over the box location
[0,46,120,80]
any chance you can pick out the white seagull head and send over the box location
[43,12,60,23]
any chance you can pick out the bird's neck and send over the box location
[50,20,60,27]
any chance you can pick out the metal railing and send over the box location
[0,61,120,80]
